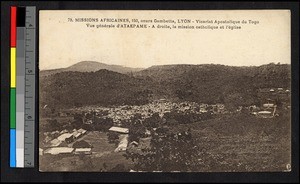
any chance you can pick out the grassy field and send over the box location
[170,111,291,172]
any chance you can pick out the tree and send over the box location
[143,113,162,128]
[108,163,127,172]
[107,131,119,144]
[73,113,83,124]
[124,127,201,172]
[128,124,146,142]
[43,119,60,132]
[93,117,114,132]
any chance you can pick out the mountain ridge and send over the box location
[40,61,144,77]
[40,63,291,110]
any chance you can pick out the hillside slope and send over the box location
[40,63,291,109]
[40,61,143,77]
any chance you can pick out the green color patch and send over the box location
[10,88,16,129]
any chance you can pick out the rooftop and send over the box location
[57,133,73,141]
[109,126,129,133]
[75,148,92,152]
[44,147,74,155]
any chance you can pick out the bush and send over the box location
[124,127,201,172]
[107,131,119,144]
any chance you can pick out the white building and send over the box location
[57,133,73,142]
[263,103,275,108]
[257,111,273,118]
[258,111,272,115]
[109,126,129,134]
[74,148,92,155]
[50,138,62,147]
[39,148,44,156]
[44,147,74,155]
[78,128,87,135]
[72,131,81,139]
[115,134,129,152]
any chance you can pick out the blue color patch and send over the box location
[10,129,16,167]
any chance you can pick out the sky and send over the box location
[39,10,290,70]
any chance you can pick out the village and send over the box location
[74,86,290,124]
[39,99,219,157]
[39,87,290,171]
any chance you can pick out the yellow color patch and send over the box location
[10,47,16,88]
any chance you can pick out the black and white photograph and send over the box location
[39,10,291,172]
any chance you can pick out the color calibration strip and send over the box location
[10,6,17,168]
[10,6,36,168]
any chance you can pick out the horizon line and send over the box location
[40,61,290,71]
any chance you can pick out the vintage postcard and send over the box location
[39,10,291,172]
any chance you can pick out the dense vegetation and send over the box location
[40,62,290,110]
[124,127,199,172]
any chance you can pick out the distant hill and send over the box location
[135,63,291,108]
[40,61,143,77]
[40,69,150,109]
[65,61,143,73]
[40,63,291,110]
[135,63,291,83]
